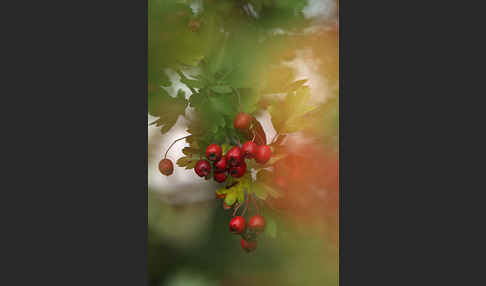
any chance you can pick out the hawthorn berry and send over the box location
[227,146,243,166]
[205,144,222,161]
[159,158,174,176]
[229,216,246,234]
[229,161,246,178]
[240,238,257,252]
[194,160,211,178]
[241,141,257,159]
[248,215,266,234]
[214,156,228,171]
[234,112,252,130]
[214,171,227,183]
[255,145,272,164]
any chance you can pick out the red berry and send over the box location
[227,146,243,166]
[214,171,227,183]
[229,216,246,234]
[255,145,272,164]
[248,215,266,234]
[229,161,246,178]
[234,112,252,130]
[240,238,257,252]
[194,160,211,178]
[214,156,228,171]
[205,144,222,161]
[158,158,174,176]
[241,141,258,159]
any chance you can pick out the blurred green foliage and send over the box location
[148,191,338,286]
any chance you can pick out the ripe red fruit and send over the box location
[248,215,266,234]
[241,141,257,159]
[214,156,228,171]
[227,146,243,166]
[255,145,272,164]
[229,216,246,234]
[234,112,252,130]
[240,238,257,252]
[229,161,246,178]
[214,171,227,183]
[194,160,211,178]
[205,144,222,161]
[159,158,174,176]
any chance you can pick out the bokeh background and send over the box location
[148,1,339,285]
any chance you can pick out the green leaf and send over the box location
[207,94,235,116]
[210,85,232,94]
[148,89,188,134]
[265,216,277,238]
[252,183,268,200]
[262,153,287,167]
[185,160,197,170]
[177,69,205,89]
[284,79,308,92]
[182,147,199,156]
[225,192,237,206]
[176,156,191,167]
[221,143,230,154]
[237,190,245,204]
[268,86,319,134]
[159,70,172,87]
[181,77,204,89]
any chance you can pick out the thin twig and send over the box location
[270,133,280,145]
[252,194,260,214]
[232,203,241,216]
[164,135,191,159]
[241,198,249,217]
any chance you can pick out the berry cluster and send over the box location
[215,193,266,253]
[157,112,273,253]
[232,214,265,252]
[192,140,272,183]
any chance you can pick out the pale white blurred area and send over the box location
[303,0,337,19]
[283,48,330,105]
